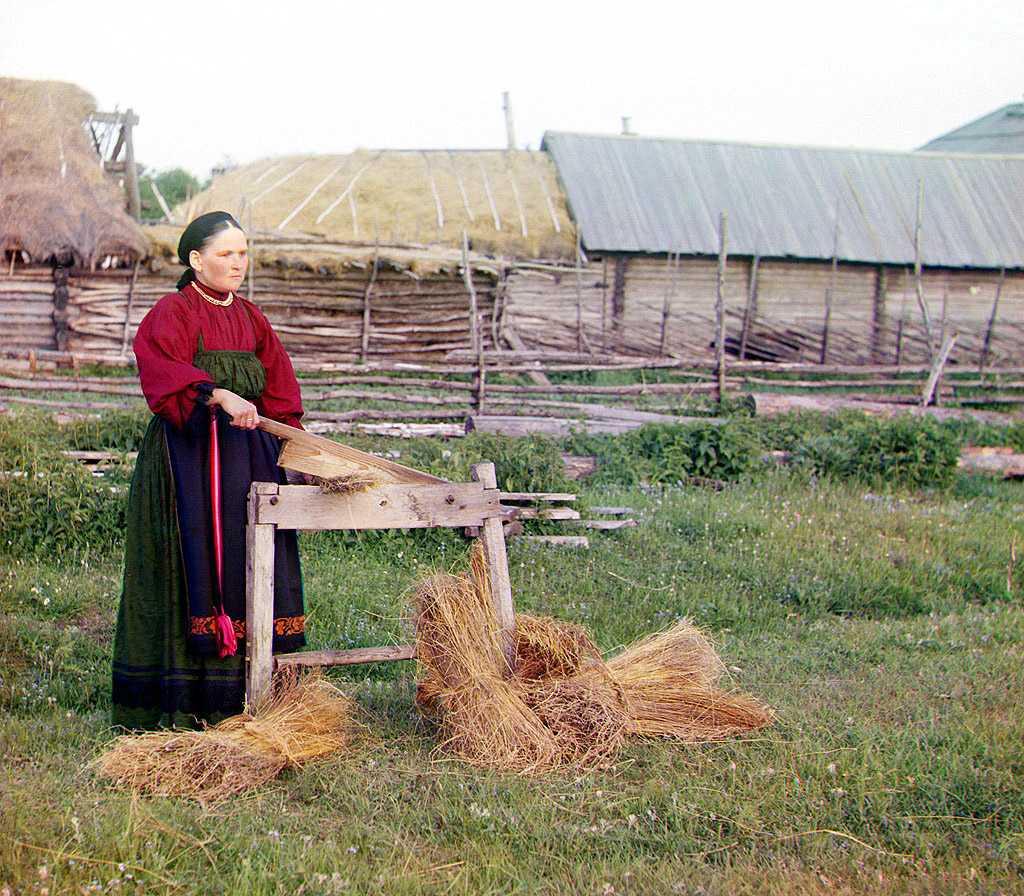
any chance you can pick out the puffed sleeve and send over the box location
[242,299,305,429]
[133,294,215,429]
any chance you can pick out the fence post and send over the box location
[715,212,729,403]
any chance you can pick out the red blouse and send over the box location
[134,282,304,430]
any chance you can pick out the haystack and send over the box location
[0,78,146,267]
[413,544,771,774]
[94,671,354,805]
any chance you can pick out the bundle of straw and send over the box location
[413,547,569,773]
[412,545,770,774]
[605,620,773,740]
[94,671,354,804]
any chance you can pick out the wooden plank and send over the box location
[504,506,581,521]
[276,645,416,668]
[510,534,590,549]
[499,491,577,502]
[252,481,499,531]
[245,483,278,708]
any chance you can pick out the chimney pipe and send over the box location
[503,92,516,151]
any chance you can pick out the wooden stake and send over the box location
[738,255,760,360]
[601,257,609,352]
[463,231,484,412]
[426,152,444,233]
[576,229,584,355]
[921,333,957,407]
[715,212,729,403]
[913,180,935,360]
[315,157,375,225]
[820,209,840,364]
[278,162,344,230]
[361,237,379,363]
[979,268,1006,374]
[448,151,476,223]
[531,152,561,233]
[478,157,501,231]
[507,157,528,237]
[119,261,139,356]
[659,251,679,355]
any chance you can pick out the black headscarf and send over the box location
[175,211,243,290]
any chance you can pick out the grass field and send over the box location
[1,417,1023,894]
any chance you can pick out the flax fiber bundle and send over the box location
[605,620,773,739]
[413,545,770,773]
[94,670,354,804]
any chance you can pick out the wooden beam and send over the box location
[123,109,141,222]
[471,463,514,655]
[250,481,499,531]
[245,483,278,708]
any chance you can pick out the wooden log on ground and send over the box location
[276,645,416,668]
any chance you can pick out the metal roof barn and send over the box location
[919,102,1024,155]
[542,132,1024,270]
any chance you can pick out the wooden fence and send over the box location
[4,254,1024,374]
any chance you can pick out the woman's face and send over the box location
[190,225,248,294]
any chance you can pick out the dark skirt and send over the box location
[111,411,305,729]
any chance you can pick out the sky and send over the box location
[1,0,1022,179]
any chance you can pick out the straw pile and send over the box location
[94,671,354,805]
[0,77,147,267]
[413,545,771,774]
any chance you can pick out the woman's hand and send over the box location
[210,388,260,429]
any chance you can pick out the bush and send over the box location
[791,414,960,488]
[563,421,759,486]
[0,413,129,557]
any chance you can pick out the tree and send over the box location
[139,168,202,220]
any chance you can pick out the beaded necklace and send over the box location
[192,281,234,307]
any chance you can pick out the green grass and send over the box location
[2,469,1023,893]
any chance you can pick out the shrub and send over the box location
[791,414,960,488]
[0,413,129,557]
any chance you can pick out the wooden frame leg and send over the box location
[471,462,515,664]
[246,486,278,708]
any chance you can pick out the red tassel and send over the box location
[215,613,238,658]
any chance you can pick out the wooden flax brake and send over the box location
[245,420,513,706]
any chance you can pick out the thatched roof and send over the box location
[0,77,146,268]
[175,149,577,262]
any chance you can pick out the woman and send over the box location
[111,211,306,729]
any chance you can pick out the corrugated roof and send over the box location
[918,103,1024,154]
[542,131,1024,270]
